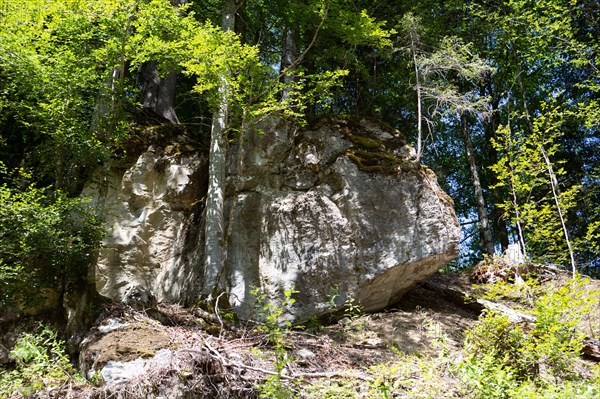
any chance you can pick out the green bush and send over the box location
[0,324,82,397]
[0,173,104,310]
[460,276,599,398]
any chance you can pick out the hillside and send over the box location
[2,268,598,399]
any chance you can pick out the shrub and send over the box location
[0,324,82,397]
[0,175,104,310]
[460,276,599,398]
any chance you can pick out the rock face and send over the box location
[82,149,208,305]
[225,117,460,319]
[87,117,460,320]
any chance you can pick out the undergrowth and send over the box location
[254,275,600,398]
[1,274,599,398]
[0,324,82,398]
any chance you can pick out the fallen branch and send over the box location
[476,299,536,324]
[185,338,375,383]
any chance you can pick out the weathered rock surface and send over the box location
[87,117,460,320]
[82,150,207,304]
[225,117,460,319]
[79,318,171,381]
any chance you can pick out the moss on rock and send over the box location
[81,320,172,370]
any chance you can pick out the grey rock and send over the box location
[82,152,207,305]
[123,284,158,310]
[225,117,460,319]
[100,349,175,385]
[97,318,130,334]
[86,117,459,321]
[296,348,316,359]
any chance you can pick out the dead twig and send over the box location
[188,337,375,383]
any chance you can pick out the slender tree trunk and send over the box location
[540,144,577,276]
[507,136,528,260]
[280,24,299,102]
[461,112,495,256]
[513,51,576,274]
[203,0,237,297]
[502,90,529,259]
[413,49,423,161]
[482,82,510,252]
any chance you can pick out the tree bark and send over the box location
[140,61,180,124]
[280,24,299,102]
[203,0,237,297]
[414,49,423,161]
[461,112,495,256]
[482,83,510,252]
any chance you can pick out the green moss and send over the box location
[305,114,417,174]
[343,131,384,149]
[84,322,171,365]
[346,148,419,174]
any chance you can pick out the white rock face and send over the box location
[82,151,207,304]
[86,117,459,320]
[100,349,175,385]
[225,117,460,319]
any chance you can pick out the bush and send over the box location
[0,324,82,397]
[460,276,599,398]
[0,174,104,310]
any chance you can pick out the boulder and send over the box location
[87,117,460,320]
[225,117,460,319]
[82,150,208,305]
[79,318,171,381]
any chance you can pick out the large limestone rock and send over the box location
[225,117,460,319]
[87,117,459,320]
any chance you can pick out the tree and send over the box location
[491,100,579,272]
[399,13,425,161]
[0,167,104,339]
[202,0,238,298]
[412,36,496,256]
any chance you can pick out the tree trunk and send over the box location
[414,49,423,161]
[513,51,576,274]
[203,0,237,297]
[280,24,299,102]
[540,144,577,276]
[482,84,510,252]
[461,112,495,256]
[140,61,180,124]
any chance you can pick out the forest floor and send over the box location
[7,270,600,398]
[58,269,599,399]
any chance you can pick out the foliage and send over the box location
[491,99,581,268]
[0,171,104,309]
[0,0,598,270]
[460,276,600,398]
[251,286,299,399]
[368,354,455,399]
[0,324,82,398]
[0,0,131,189]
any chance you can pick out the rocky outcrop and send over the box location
[82,149,208,305]
[225,117,459,319]
[86,117,460,320]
